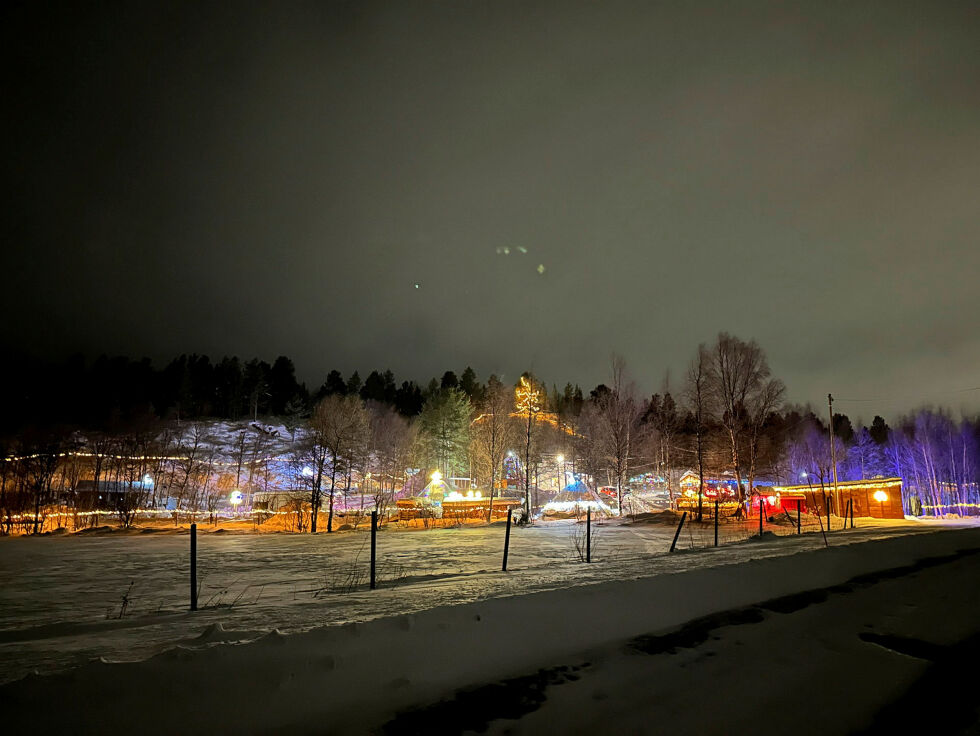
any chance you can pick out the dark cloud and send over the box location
[3,1,979,416]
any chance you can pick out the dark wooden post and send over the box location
[669,511,688,553]
[370,511,377,590]
[586,508,592,563]
[502,508,512,571]
[758,500,764,536]
[850,498,855,529]
[796,500,801,535]
[190,523,198,611]
[714,497,719,547]
[826,496,831,533]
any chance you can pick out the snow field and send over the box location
[0,517,968,685]
[2,525,978,734]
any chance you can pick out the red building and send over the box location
[771,478,904,520]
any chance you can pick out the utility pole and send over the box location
[828,393,840,523]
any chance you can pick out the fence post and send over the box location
[714,497,719,547]
[758,500,764,536]
[817,508,829,547]
[669,511,688,553]
[586,508,592,563]
[190,523,198,611]
[850,499,855,529]
[826,496,831,533]
[796,500,801,535]
[502,509,512,571]
[370,510,377,590]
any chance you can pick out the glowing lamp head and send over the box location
[230,490,244,506]
[800,471,808,479]
[873,490,888,503]
[556,455,564,464]
[142,474,154,485]
[431,470,442,482]
[302,466,314,478]
[766,495,777,506]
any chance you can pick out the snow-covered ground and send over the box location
[0,517,970,682]
[1,518,978,733]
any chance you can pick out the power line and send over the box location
[835,385,980,405]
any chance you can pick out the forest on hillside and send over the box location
[2,334,978,532]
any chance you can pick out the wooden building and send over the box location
[771,478,904,519]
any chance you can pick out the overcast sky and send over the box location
[4,1,979,418]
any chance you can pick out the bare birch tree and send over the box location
[707,333,783,516]
[684,344,713,521]
[472,375,516,521]
[582,356,644,517]
[310,394,370,533]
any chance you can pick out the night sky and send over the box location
[4,1,979,416]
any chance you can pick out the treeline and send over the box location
[1,352,530,433]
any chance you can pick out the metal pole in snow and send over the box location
[850,498,855,529]
[714,497,719,547]
[370,511,377,590]
[669,511,687,553]
[759,500,764,536]
[586,508,592,563]
[502,509,512,571]
[190,523,197,611]
[797,500,801,535]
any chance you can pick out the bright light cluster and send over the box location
[445,490,483,501]
[543,499,610,513]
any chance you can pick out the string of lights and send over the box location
[2,450,286,466]
[5,508,309,523]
